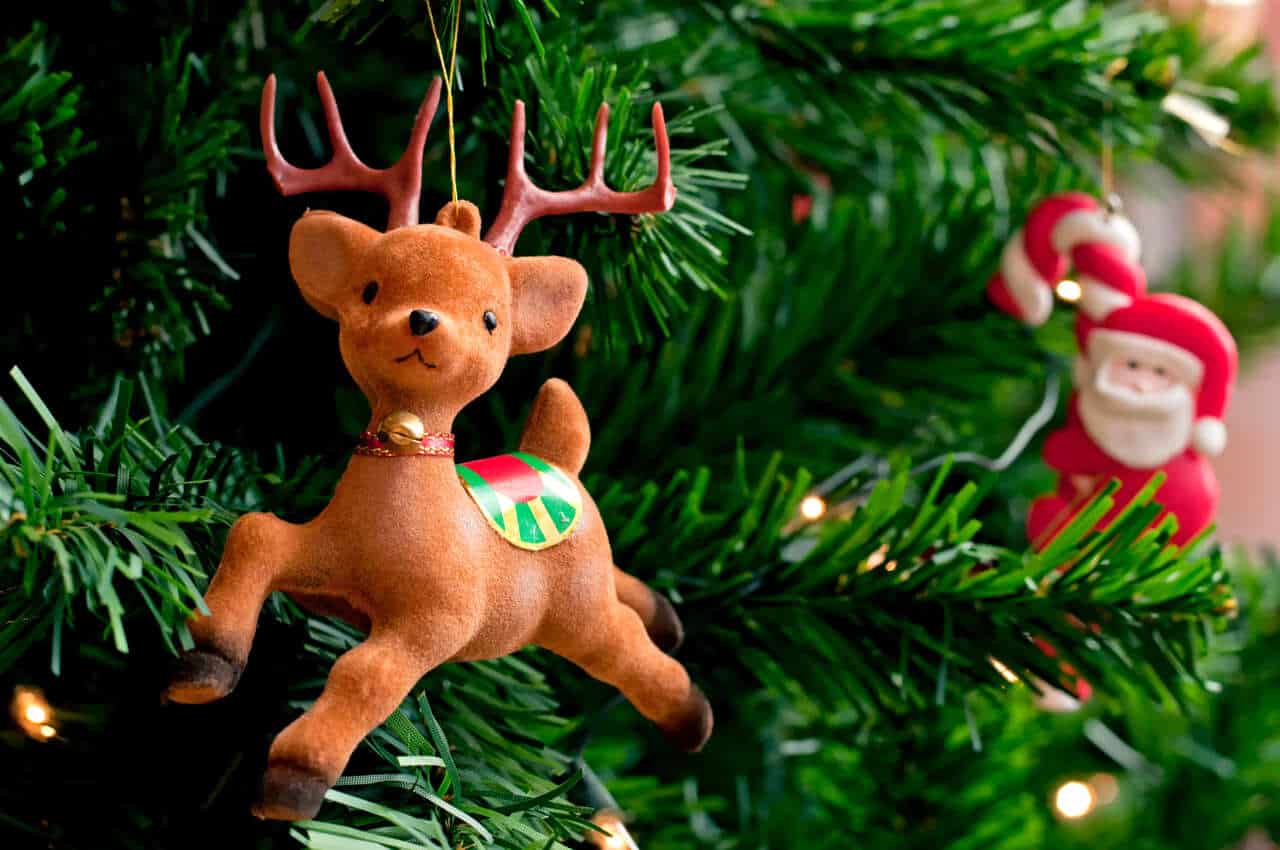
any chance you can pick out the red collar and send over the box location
[355,430,455,458]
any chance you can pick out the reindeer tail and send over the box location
[518,379,590,476]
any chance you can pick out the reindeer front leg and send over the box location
[166,512,301,704]
[255,630,453,821]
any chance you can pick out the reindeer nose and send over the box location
[409,310,441,336]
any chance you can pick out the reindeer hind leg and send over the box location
[547,600,711,752]
[613,566,684,653]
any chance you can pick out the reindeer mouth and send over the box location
[395,349,438,369]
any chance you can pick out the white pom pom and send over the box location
[1192,418,1227,457]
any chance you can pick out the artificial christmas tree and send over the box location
[3,2,1280,849]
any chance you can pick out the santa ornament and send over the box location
[988,192,1238,547]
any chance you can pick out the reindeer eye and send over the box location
[483,311,498,333]
[362,281,379,305]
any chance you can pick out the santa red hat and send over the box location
[1078,293,1238,457]
[988,192,1143,326]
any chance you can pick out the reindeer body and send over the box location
[165,75,709,821]
[256,388,628,667]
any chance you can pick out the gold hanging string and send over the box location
[1100,123,1114,204]
[1101,58,1127,214]
[425,0,463,205]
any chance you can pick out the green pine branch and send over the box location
[94,33,246,379]
[0,369,325,675]
[582,1,1278,186]
[0,24,95,239]
[313,0,560,85]
[988,553,1280,849]
[476,48,749,349]
[601,454,1230,719]
[733,697,1050,850]
[561,168,1069,482]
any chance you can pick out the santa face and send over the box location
[1075,344,1197,469]
[1099,356,1176,395]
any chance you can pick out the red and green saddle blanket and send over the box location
[456,452,582,551]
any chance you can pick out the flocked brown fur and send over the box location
[165,200,712,820]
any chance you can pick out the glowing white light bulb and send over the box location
[1054,780,1096,819]
[12,686,56,742]
[590,811,636,850]
[990,658,1019,683]
[1056,279,1083,303]
[799,495,827,521]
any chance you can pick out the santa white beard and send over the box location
[1075,360,1195,469]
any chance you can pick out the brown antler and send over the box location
[261,72,443,230]
[483,100,676,255]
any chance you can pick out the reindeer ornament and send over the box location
[165,73,712,821]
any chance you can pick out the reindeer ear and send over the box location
[507,256,588,355]
[434,201,482,239]
[288,211,380,319]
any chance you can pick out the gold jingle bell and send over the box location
[377,411,426,448]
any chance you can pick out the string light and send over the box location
[990,657,1020,683]
[11,686,56,742]
[787,371,1062,537]
[1055,278,1083,303]
[590,810,638,850]
[799,495,827,521]
[1053,780,1097,819]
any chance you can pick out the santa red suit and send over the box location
[989,193,1238,547]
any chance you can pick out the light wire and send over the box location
[814,367,1063,517]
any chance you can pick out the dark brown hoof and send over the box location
[649,593,685,653]
[661,685,713,753]
[253,761,331,821]
[165,649,240,704]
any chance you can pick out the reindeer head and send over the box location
[261,73,675,412]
